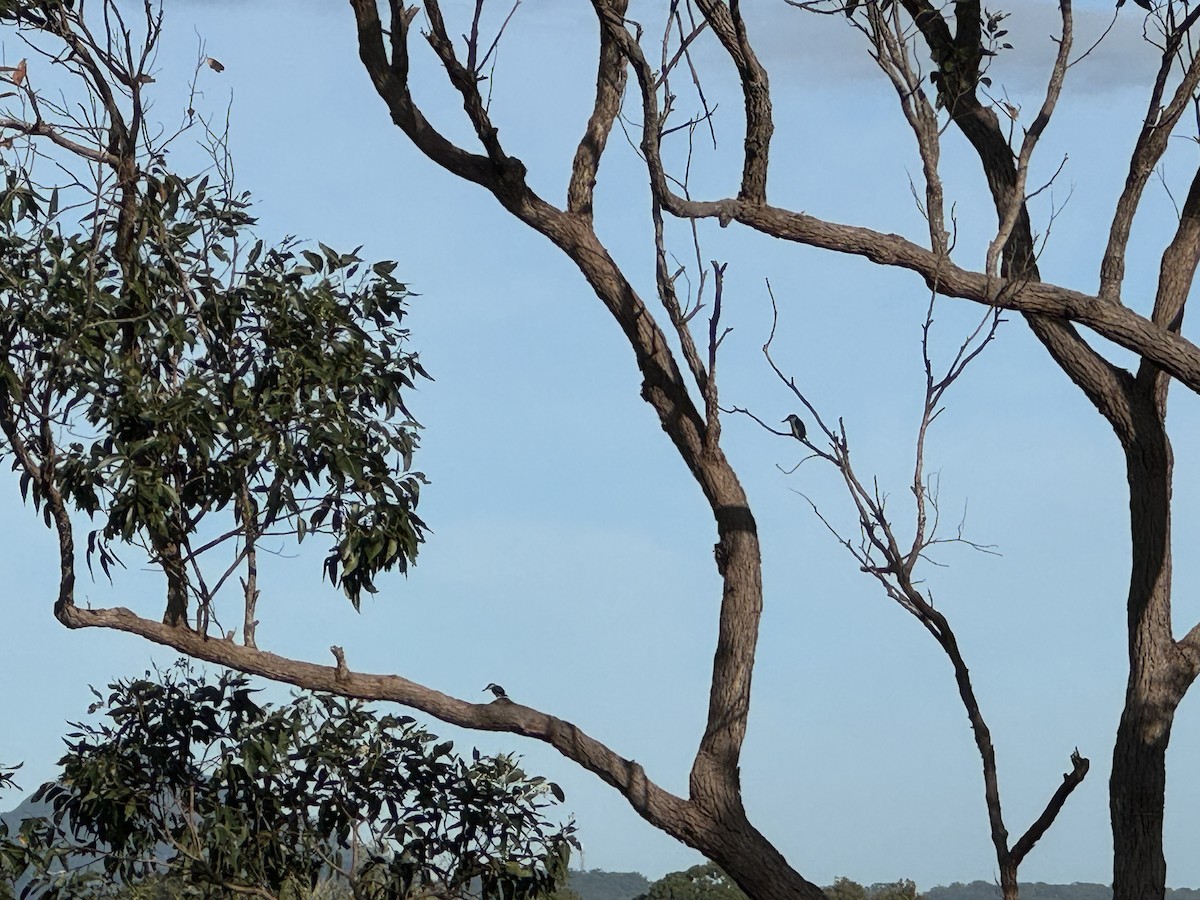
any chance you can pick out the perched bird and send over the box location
[484,683,508,700]
[783,414,807,442]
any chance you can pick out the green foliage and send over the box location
[0,156,430,615]
[867,881,922,900]
[827,878,870,900]
[636,863,748,900]
[6,662,576,898]
[0,762,29,898]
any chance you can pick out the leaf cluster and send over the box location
[0,154,431,611]
[3,663,576,898]
[634,863,748,900]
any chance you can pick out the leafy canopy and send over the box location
[0,155,430,617]
[0,662,576,899]
[635,863,749,900]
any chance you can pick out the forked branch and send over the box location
[758,287,1085,900]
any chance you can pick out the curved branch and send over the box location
[54,602,701,838]
[351,0,764,824]
[1099,5,1200,302]
[348,0,499,190]
[63,593,830,900]
[1138,163,1200,385]
[0,115,119,165]
[717,200,1200,397]
[0,404,75,617]
[690,0,772,202]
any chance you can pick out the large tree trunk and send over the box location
[1111,389,1183,900]
[945,75,1197,900]
[1111,696,1173,900]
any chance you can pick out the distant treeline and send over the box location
[924,883,1200,900]
[563,872,1200,900]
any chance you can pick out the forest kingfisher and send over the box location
[783,413,806,442]
[484,683,509,701]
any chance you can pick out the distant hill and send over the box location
[565,868,651,900]
[928,882,1200,900]
[0,793,70,895]
[561,873,1200,900]
[0,792,50,830]
[4,811,1200,900]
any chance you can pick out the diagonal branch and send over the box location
[348,0,498,189]
[1099,5,1200,303]
[53,601,700,839]
[1009,749,1090,866]
[422,1,508,168]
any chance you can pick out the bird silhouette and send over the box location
[783,414,806,442]
[484,683,508,700]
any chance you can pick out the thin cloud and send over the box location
[736,0,1165,98]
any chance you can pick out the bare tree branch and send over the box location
[762,283,1085,896]
[689,0,771,203]
[344,13,815,898]
[51,598,807,893]
[568,0,628,216]
[987,0,1072,278]
[1099,4,1200,302]
[348,0,498,189]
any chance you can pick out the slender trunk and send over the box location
[1000,868,1019,900]
[1111,391,1182,900]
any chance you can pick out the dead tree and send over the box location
[339,3,1200,897]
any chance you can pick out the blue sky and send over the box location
[4,0,1200,891]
